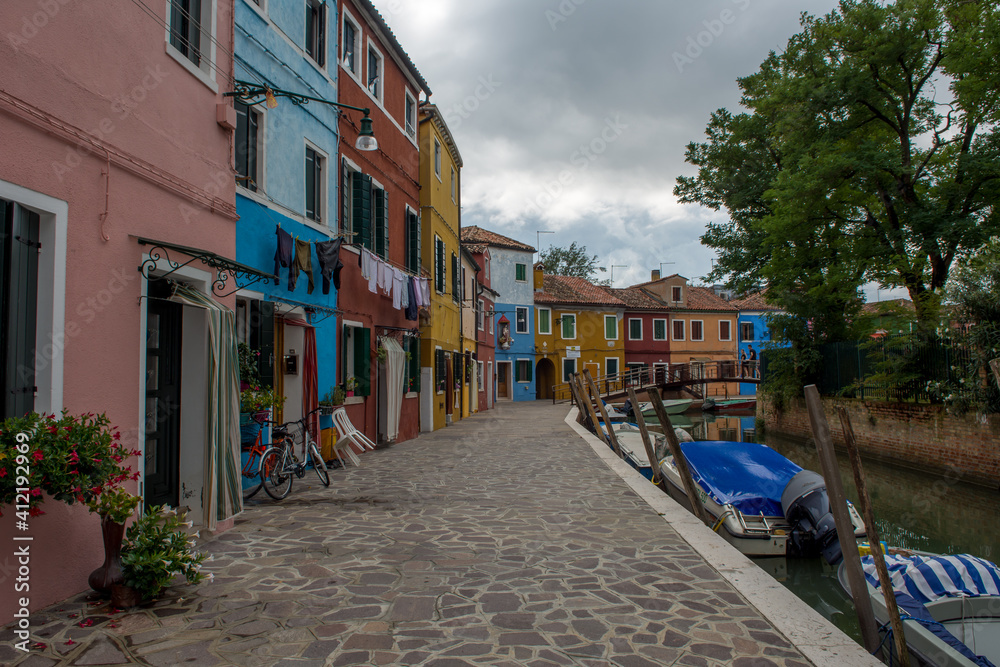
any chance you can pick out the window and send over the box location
[235,102,260,192]
[343,323,371,396]
[341,14,359,74]
[305,144,326,224]
[434,139,442,179]
[477,361,484,389]
[740,321,754,342]
[515,307,528,334]
[537,307,551,335]
[628,318,642,341]
[169,0,204,66]
[691,320,704,341]
[434,348,446,393]
[367,44,382,100]
[477,299,485,330]
[405,91,416,138]
[450,167,457,202]
[341,160,386,254]
[515,263,527,282]
[604,315,618,340]
[672,320,685,341]
[1,199,40,419]
[405,208,420,273]
[561,313,576,340]
[653,319,667,341]
[606,358,619,379]
[372,183,387,259]
[485,255,490,280]
[671,286,682,302]
[720,320,732,341]
[515,359,532,383]
[434,236,445,293]
[305,0,326,67]
[403,337,420,394]
[451,252,459,301]
[488,311,494,334]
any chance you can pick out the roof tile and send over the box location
[460,226,536,252]
[535,275,626,307]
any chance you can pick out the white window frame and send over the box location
[0,180,67,418]
[514,263,527,283]
[434,138,442,180]
[235,102,265,194]
[477,360,484,389]
[303,139,328,227]
[515,306,528,334]
[562,357,577,382]
[488,310,494,334]
[741,321,755,343]
[477,299,485,330]
[719,320,732,342]
[434,234,445,294]
[653,318,667,341]
[537,307,552,335]
[605,357,620,379]
[516,358,532,384]
[164,0,219,93]
[404,89,417,139]
[365,38,384,106]
[450,166,457,203]
[691,319,705,342]
[560,313,577,340]
[672,319,685,341]
[485,254,490,280]
[340,8,361,83]
[628,317,642,341]
[671,285,683,303]
[304,0,327,71]
[604,314,618,341]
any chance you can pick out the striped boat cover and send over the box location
[863,554,1000,605]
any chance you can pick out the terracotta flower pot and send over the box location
[110,583,142,609]
[88,518,125,595]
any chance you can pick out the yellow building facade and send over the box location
[418,103,463,431]
[460,248,479,418]
[533,268,626,399]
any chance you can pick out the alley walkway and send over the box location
[6,402,838,666]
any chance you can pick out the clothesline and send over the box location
[358,247,430,322]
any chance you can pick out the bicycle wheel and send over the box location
[241,448,264,501]
[260,447,292,500]
[308,442,330,486]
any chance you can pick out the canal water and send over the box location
[679,410,1000,645]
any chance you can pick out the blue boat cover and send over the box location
[679,441,802,517]
[862,554,1000,605]
[892,590,997,667]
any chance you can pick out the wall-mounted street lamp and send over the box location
[224,80,379,152]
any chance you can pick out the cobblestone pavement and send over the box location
[2,401,814,667]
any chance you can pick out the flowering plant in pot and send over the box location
[116,505,208,606]
[85,486,141,594]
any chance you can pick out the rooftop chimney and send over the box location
[651,269,661,281]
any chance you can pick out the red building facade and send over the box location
[465,244,497,411]
[607,287,672,379]
[336,0,431,443]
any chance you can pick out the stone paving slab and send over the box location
[4,401,859,666]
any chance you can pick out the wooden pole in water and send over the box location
[647,392,710,525]
[574,374,608,447]
[627,387,665,488]
[990,359,1000,391]
[567,374,586,426]
[584,369,623,459]
[804,385,880,654]
[838,407,910,667]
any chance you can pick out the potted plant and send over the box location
[239,387,285,444]
[320,386,346,413]
[376,345,388,363]
[116,505,208,607]
[85,486,141,594]
[345,377,357,398]
[237,342,260,391]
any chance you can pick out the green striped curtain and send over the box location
[170,284,243,529]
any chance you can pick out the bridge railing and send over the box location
[550,359,759,403]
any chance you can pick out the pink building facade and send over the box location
[0,0,243,623]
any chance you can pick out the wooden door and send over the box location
[144,282,183,509]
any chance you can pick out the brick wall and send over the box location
[761,397,1000,489]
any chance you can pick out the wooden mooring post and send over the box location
[572,374,604,444]
[838,407,910,667]
[584,370,623,459]
[646,392,709,525]
[803,385,880,654]
[627,387,665,489]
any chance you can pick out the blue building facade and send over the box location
[461,227,536,401]
[731,293,786,396]
[232,0,342,422]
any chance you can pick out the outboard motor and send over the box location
[781,470,842,564]
[622,398,635,422]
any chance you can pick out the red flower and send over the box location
[29,507,45,517]
[68,451,80,464]
[32,450,44,462]
[47,426,58,434]
[29,488,42,497]
[65,639,76,646]
[78,618,93,627]
[0,467,6,478]
[93,458,102,464]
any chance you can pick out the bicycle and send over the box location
[260,407,330,500]
[240,411,275,501]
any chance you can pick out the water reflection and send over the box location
[679,410,1000,645]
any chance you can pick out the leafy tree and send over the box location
[678,0,1000,332]
[539,242,609,284]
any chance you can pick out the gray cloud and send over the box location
[372,0,846,289]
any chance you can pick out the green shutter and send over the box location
[515,264,526,281]
[562,315,573,339]
[2,201,40,419]
[514,360,522,382]
[341,159,350,236]
[374,187,387,258]
[407,338,420,393]
[406,212,420,272]
[525,361,532,383]
[353,173,372,250]
[605,316,616,339]
[355,327,371,396]
[451,254,459,300]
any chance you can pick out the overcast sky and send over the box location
[371,0,900,298]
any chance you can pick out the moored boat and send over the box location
[657,440,867,559]
[638,398,694,417]
[838,552,1000,667]
[702,397,757,411]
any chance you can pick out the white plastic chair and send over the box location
[331,407,376,467]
